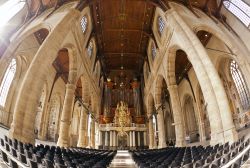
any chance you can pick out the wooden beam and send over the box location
[104,52,145,55]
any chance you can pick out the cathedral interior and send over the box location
[0,0,250,167]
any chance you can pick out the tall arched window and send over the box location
[151,42,156,61]
[87,41,93,57]
[0,0,25,29]
[223,0,250,28]
[80,16,87,33]
[230,60,250,110]
[0,59,16,107]
[158,16,165,35]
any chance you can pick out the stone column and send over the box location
[113,131,116,147]
[137,132,141,147]
[99,131,103,147]
[110,131,113,147]
[156,104,166,148]
[199,122,207,142]
[57,83,76,147]
[148,118,154,149]
[38,101,49,140]
[132,131,136,147]
[91,120,95,148]
[127,132,130,147]
[143,131,147,146]
[129,131,132,147]
[105,131,108,146]
[168,85,185,147]
[77,106,88,147]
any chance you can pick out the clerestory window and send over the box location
[230,60,250,110]
[223,0,250,28]
[0,59,16,107]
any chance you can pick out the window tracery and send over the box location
[230,60,250,110]
[80,16,88,33]
[87,41,93,57]
[151,42,157,61]
[158,16,165,35]
[0,59,16,107]
[223,0,250,28]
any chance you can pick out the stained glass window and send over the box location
[87,41,93,57]
[151,42,157,60]
[80,16,87,33]
[158,16,165,35]
[0,59,16,107]
[0,0,25,30]
[223,0,250,28]
[230,60,250,110]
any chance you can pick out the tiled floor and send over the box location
[109,150,137,168]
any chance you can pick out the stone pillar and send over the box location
[199,122,207,142]
[113,131,116,147]
[105,131,108,146]
[143,131,147,146]
[99,131,103,147]
[91,120,95,148]
[127,132,130,147]
[77,106,88,147]
[156,104,166,148]
[57,83,76,147]
[110,131,113,147]
[38,101,49,140]
[129,131,132,147]
[137,132,141,147]
[168,85,185,147]
[148,118,154,149]
[132,131,136,147]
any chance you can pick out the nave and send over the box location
[1,0,250,167]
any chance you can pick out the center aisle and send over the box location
[109,150,137,168]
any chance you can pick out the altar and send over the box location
[98,101,148,150]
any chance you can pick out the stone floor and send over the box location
[109,150,136,168]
